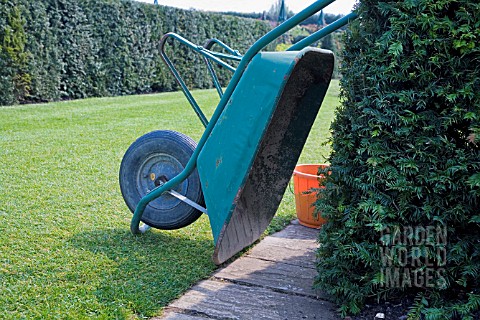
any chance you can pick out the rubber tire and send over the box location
[119,130,204,229]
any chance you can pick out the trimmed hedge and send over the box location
[0,0,30,105]
[0,0,271,105]
[315,0,480,317]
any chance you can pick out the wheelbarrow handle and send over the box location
[288,12,358,51]
[242,0,337,62]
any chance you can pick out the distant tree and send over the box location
[278,0,286,22]
[266,0,294,21]
[318,10,326,27]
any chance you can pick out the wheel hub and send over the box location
[136,153,189,211]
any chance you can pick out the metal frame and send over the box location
[202,38,242,99]
[160,34,242,127]
[131,0,358,234]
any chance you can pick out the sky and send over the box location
[135,0,357,15]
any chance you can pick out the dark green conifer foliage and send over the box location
[315,0,480,317]
[0,0,270,105]
[0,0,30,105]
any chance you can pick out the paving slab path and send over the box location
[156,220,337,320]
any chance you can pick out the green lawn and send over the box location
[0,80,340,319]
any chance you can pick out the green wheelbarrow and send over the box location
[119,0,357,265]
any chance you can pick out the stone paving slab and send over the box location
[168,279,336,320]
[214,256,320,298]
[247,236,318,268]
[156,222,335,320]
[271,221,320,240]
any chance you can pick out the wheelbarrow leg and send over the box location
[130,195,154,234]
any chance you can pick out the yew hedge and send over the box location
[315,0,480,318]
[0,0,270,105]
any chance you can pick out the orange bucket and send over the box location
[292,164,328,228]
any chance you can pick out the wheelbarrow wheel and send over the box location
[119,130,204,230]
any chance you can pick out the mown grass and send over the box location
[0,80,340,319]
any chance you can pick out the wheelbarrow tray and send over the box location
[197,48,334,264]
